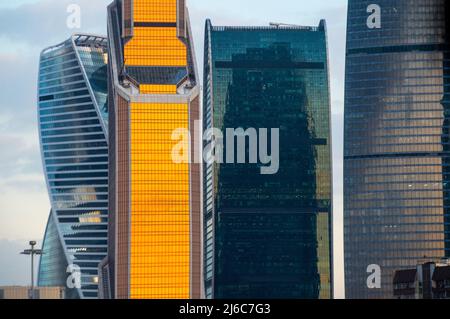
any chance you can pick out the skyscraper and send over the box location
[103,0,201,299]
[203,20,333,299]
[344,0,450,298]
[37,34,109,299]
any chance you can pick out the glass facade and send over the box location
[37,34,109,299]
[203,20,333,299]
[38,211,79,299]
[107,0,201,299]
[344,0,450,298]
[129,102,191,299]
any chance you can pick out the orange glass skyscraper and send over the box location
[100,0,201,299]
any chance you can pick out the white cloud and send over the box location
[0,0,110,50]
[0,188,49,243]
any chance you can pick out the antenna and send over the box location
[269,22,303,28]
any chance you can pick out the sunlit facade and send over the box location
[104,0,201,299]
[203,20,333,299]
[37,34,109,299]
[344,0,450,298]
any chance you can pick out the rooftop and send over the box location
[209,19,326,32]
[393,269,417,284]
[433,266,450,281]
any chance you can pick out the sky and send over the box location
[0,0,347,298]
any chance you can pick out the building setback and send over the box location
[203,20,333,299]
[37,34,109,299]
[344,0,450,298]
[101,0,201,299]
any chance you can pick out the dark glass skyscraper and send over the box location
[37,34,109,299]
[203,20,333,299]
[344,0,450,298]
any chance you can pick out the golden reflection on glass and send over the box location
[130,102,190,299]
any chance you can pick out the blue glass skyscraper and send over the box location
[344,0,450,298]
[37,34,109,299]
[203,20,333,299]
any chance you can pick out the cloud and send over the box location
[0,133,43,179]
[0,51,45,190]
[0,0,110,49]
[0,52,38,122]
[0,189,49,243]
[0,0,114,244]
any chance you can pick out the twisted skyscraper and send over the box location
[37,34,109,299]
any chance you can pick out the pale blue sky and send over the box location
[0,0,347,298]
[0,0,40,8]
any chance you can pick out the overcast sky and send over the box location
[0,0,347,298]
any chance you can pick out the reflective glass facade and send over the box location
[38,211,79,299]
[38,211,66,286]
[344,0,450,298]
[106,0,201,299]
[37,35,109,299]
[203,20,333,299]
[129,102,191,298]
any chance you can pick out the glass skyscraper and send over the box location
[38,210,71,297]
[344,0,450,298]
[203,20,333,299]
[37,34,109,299]
[103,0,201,299]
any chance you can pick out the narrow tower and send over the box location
[104,0,201,299]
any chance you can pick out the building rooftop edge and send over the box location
[207,19,326,32]
[40,33,107,56]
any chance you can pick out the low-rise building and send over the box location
[432,265,450,299]
[0,286,64,299]
[393,269,417,299]
[393,259,450,299]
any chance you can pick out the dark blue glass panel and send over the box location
[204,21,332,299]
